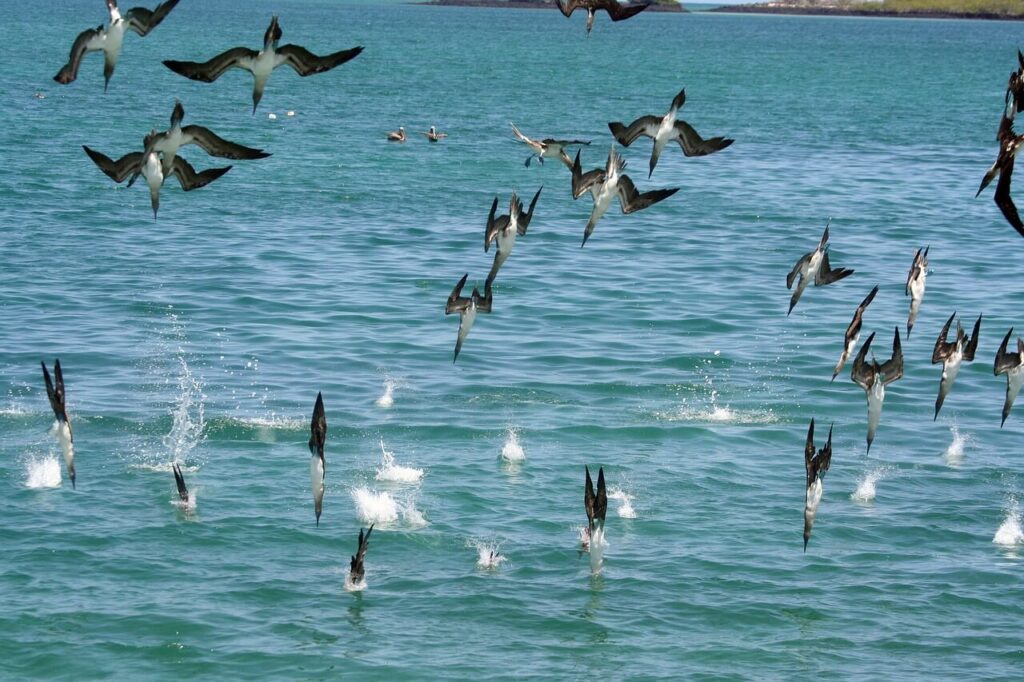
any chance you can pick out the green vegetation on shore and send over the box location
[715,0,1023,19]
[856,0,1023,15]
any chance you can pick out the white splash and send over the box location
[851,467,891,503]
[352,487,399,526]
[172,490,197,512]
[24,456,62,488]
[470,539,505,569]
[500,428,525,462]
[344,574,367,592]
[943,423,970,466]
[286,110,295,117]
[50,420,75,482]
[375,440,423,483]
[162,356,205,465]
[268,112,277,120]
[401,499,428,528]
[608,488,636,518]
[657,376,776,424]
[132,461,200,474]
[233,414,304,430]
[375,379,396,408]
[994,499,1024,546]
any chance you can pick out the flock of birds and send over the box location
[30,0,1024,585]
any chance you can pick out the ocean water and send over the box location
[2,1,1024,678]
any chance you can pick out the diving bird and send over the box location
[931,312,982,420]
[308,392,326,526]
[510,122,589,168]
[148,100,270,175]
[163,15,364,114]
[803,418,833,552]
[172,462,190,504]
[83,135,232,218]
[583,465,608,572]
[994,327,1024,427]
[556,0,652,36]
[851,327,904,454]
[976,113,1024,238]
[484,187,542,286]
[54,0,181,90]
[347,524,374,588]
[905,246,929,337]
[607,88,734,178]
[570,146,679,246]
[832,285,879,381]
[445,274,492,362]
[41,360,75,489]
[387,127,406,142]
[1006,49,1024,119]
[421,126,447,142]
[785,221,854,315]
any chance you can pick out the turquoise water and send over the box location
[2,1,1023,678]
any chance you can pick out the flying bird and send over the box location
[608,88,733,178]
[570,146,679,246]
[148,100,270,175]
[1006,49,1024,119]
[785,221,854,315]
[931,312,981,420]
[309,392,326,526]
[347,524,374,588]
[83,135,232,218]
[484,187,542,286]
[54,0,181,90]
[510,122,589,168]
[445,274,492,362]
[976,113,1024,238]
[556,0,652,36]
[851,327,904,454]
[994,327,1024,427]
[803,419,832,552]
[832,285,878,381]
[41,360,76,489]
[163,15,363,113]
[905,246,929,337]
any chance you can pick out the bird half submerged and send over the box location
[931,312,982,420]
[309,392,326,526]
[583,465,608,573]
[785,221,854,315]
[54,0,181,91]
[851,327,904,454]
[994,327,1024,427]
[346,525,374,590]
[608,88,733,178]
[163,15,364,113]
[41,360,75,489]
[570,146,679,246]
[803,418,833,552]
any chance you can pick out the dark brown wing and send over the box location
[616,174,679,214]
[673,121,734,157]
[485,198,509,253]
[83,146,143,183]
[804,418,815,485]
[475,282,493,314]
[180,125,269,160]
[164,47,258,83]
[851,332,876,390]
[556,0,581,17]
[445,273,471,314]
[814,252,854,286]
[571,150,605,199]
[517,186,543,235]
[594,467,607,523]
[584,465,596,527]
[963,314,982,362]
[54,24,103,84]
[125,0,181,36]
[308,392,326,462]
[601,0,652,21]
[41,360,68,423]
[172,463,189,502]
[994,153,1024,238]
[807,425,833,488]
[879,328,903,385]
[905,247,923,295]
[350,524,373,579]
[608,116,660,147]
[931,312,956,364]
[277,44,364,77]
[169,157,232,191]
[994,328,1020,375]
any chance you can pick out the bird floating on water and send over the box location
[931,312,982,420]
[54,0,181,91]
[785,220,854,315]
[387,127,406,142]
[421,126,447,142]
[163,15,363,113]
[41,359,75,489]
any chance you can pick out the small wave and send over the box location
[24,456,62,488]
[469,539,505,569]
[850,467,892,503]
[943,423,970,466]
[375,440,423,484]
[994,499,1024,546]
[375,379,396,408]
[171,491,197,512]
[608,488,636,518]
[500,428,525,462]
[132,461,201,474]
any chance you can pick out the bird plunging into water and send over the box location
[556,0,652,36]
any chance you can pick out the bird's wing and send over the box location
[994,328,1020,375]
[164,47,259,82]
[994,152,1024,238]
[180,125,269,160]
[931,312,956,363]
[53,24,105,84]
[601,0,652,21]
[169,156,232,190]
[608,116,661,147]
[616,174,679,214]
[880,328,904,385]
[905,247,922,295]
[308,392,326,458]
[673,120,734,157]
[814,252,854,286]
[83,146,143,183]
[851,332,876,390]
[571,150,605,199]
[172,463,189,501]
[125,0,181,36]
[584,465,596,526]
[804,419,815,484]
[517,186,543,235]
[963,314,982,362]
[595,467,608,522]
[276,44,364,77]
[445,273,471,314]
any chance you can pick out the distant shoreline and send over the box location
[418,0,688,13]
[707,4,1024,21]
